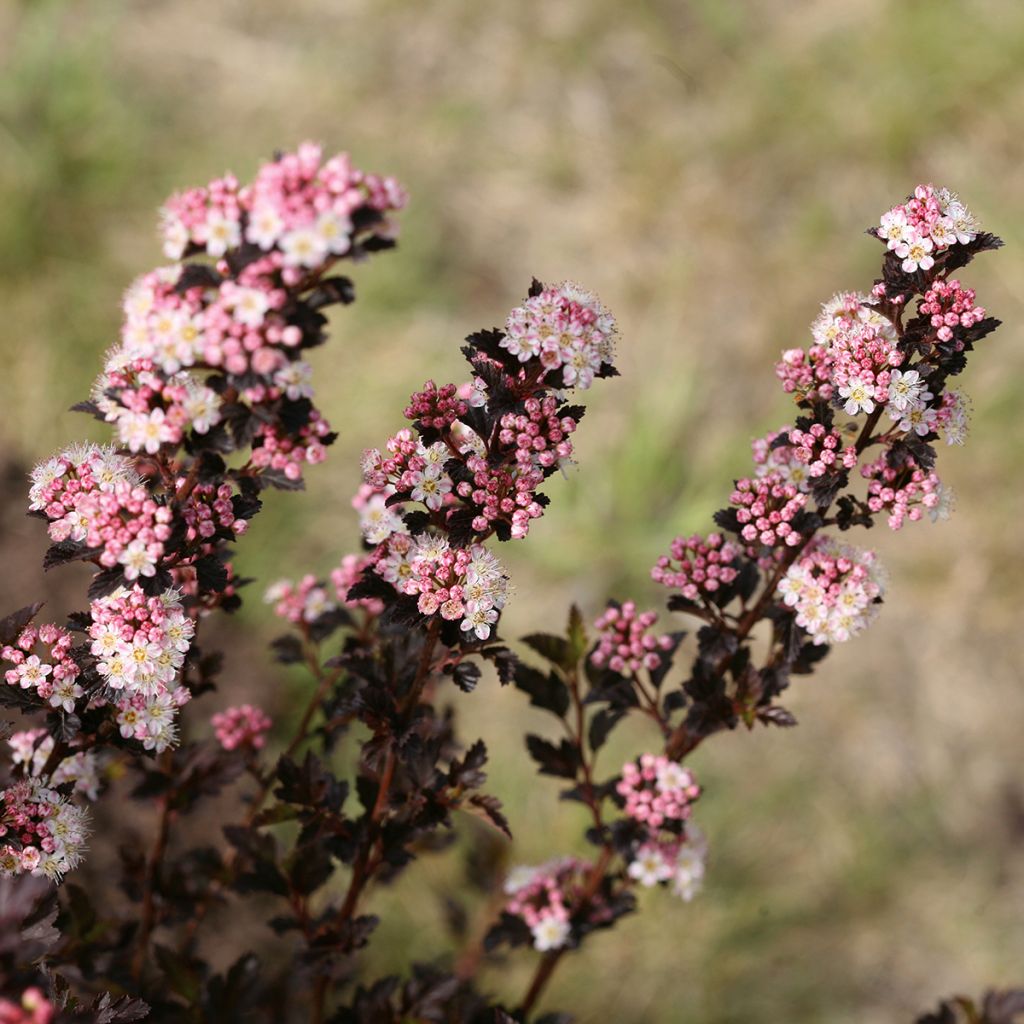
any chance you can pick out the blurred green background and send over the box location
[2,0,1023,1020]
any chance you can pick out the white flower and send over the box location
[896,405,938,437]
[411,473,452,511]
[838,377,876,415]
[204,210,241,258]
[627,845,674,888]
[885,368,931,414]
[246,204,285,250]
[119,540,158,581]
[280,226,328,269]
[314,211,352,255]
[182,386,222,435]
[503,865,539,895]
[895,233,934,273]
[530,916,571,952]
[878,208,912,251]
[231,287,271,327]
[460,606,498,640]
[274,361,314,401]
[161,214,189,260]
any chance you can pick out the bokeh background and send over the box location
[2,1,1023,1020]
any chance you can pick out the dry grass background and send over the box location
[1,1,1023,1020]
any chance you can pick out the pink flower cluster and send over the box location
[0,778,89,881]
[831,320,902,416]
[775,344,834,403]
[211,704,272,752]
[330,554,385,615]
[503,857,604,952]
[30,443,171,581]
[589,602,674,674]
[919,278,986,346]
[730,474,807,555]
[627,827,707,901]
[250,412,334,484]
[651,532,740,602]
[2,624,82,714]
[89,586,194,753]
[861,455,949,530]
[374,536,508,640]
[363,432,454,513]
[8,731,100,801]
[180,481,249,543]
[787,423,858,479]
[97,352,222,452]
[617,754,701,829]
[501,282,616,390]
[877,185,979,272]
[0,988,53,1024]
[264,575,335,624]
[778,537,886,645]
[159,141,407,274]
[404,380,467,430]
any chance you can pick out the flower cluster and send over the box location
[96,352,223,453]
[0,988,53,1024]
[729,474,807,555]
[2,624,82,713]
[589,602,673,675]
[211,704,273,752]
[626,827,707,901]
[374,536,508,640]
[778,537,886,645]
[264,575,335,624]
[160,141,406,271]
[651,532,740,603]
[404,380,467,430]
[363,432,454,513]
[617,754,701,830]
[861,455,949,530]
[501,283,616,390]
[29,443,176,580]
[918,278,987,347]
[0,778,89,881]
[330,554,385,615]
[752,425,857,492]
[503,857,605,952]
[89,586,194,753]
[8,731,101,801]
[877,184,979,271]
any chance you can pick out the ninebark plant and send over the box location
[0,149,1015,1023]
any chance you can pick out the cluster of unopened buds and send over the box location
[861,454,949,530]
[8,731,100,801]
[373,536,508,640]
[650,532,739,602]
[2,624,82,713]
[918,279,985,346]
[877,184,979,272]
[500,283,616,390]
[0,778,89,881]
[211,704,273,752]
[778,537,887,645]
[589,602,673,674]
[617,754,701,829]
[0,987,54,1024]
[730,474,807,555]
[503,857,606,952]
[626,828,708,901]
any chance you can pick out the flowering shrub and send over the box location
[0,157,1014,1022]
